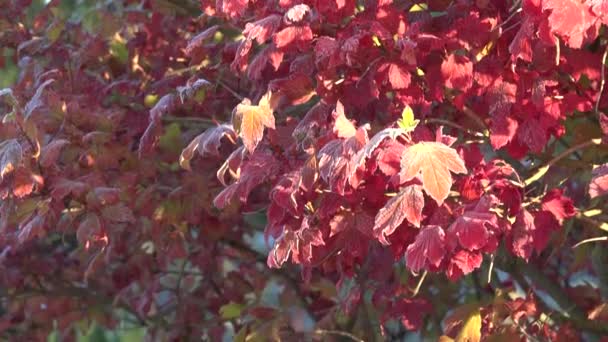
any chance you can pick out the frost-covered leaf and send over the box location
[350,127,402,178]
[180,124,237,170]
[0,139,22,180]
[374,184,424,245]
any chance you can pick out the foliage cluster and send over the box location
[1,0,608,340]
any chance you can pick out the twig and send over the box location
[487,254,495,284]
[425,118,486,137]
[595,45,608,115]
[411,271,428,297]
[162,115,215,126]
[313,329,365,342]
[574,213,608,233]
[524,138,602,186]
[572,236,608,249]
[216,79,244,101]
[461,105,488,130]
[554,36,560,66]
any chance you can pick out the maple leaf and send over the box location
[39,139,69,168]
[219,0,249,19]
[330,211,373,238]
[589,163,608,199]
[374,184,424,245]
[0,139,22,180]
[243,15,282,44]
[397,106,419,133]
[541,189,576,223]
[18,214,46,244]
[273,25,313,50]
[101,203,135,223]
[447,250,483,281]
[185,25,219,56]
[232,91,276,153]
[400,142,468,205]
[405,225,446,273]
[542,0,599,49]
[332,100,357,138]
[24,79,54,119]
[447,210,496,252]
[284,4,311,23]
[214,150,280,209]
[441,54,473,92]
[180,124,237,170]
[349,127,403,179]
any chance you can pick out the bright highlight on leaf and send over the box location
[455,309,482,342]
[398,105,419,133]
[400,142,467,205]
[232,91,276,153]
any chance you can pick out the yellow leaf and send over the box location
[400,142,467,205]
[455,309,481,342]
[232,91,275,153]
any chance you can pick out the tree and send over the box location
[1,0,608,340]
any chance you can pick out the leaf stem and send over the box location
[524,138,602,186]
[595,45,608,115]
[572,236,608,248]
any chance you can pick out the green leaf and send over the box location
[220,301,245,320]
[397,105,419,133]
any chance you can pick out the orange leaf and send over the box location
[400,142,467,205]
[232,91,275,153]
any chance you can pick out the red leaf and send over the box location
[18,214,45,244]
[440,54,473,92]
[405,225,446,273]
[219,0,249,19]
[589,163,608,199]
[185,25,219,56]
[447,250,483,280]
[214,150,280,209]
[0,139,22,180]
[77,213,102,246]
[541,189,576,223]
[101,203,135,224]
[24,79,54,119]
[542,0,599,49]
[509,19,535,62]
[39,139,69,168]
[273,26,313,50]
[447,210,496,252]
[330,211,373,237]
[51,179,89,200]
[374,184,424,245]
[243,15,282,44]
[180,124,237,170]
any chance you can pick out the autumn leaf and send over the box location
[0,139,23,180]
[400,142,467,205]
[589,163,608,199]
[179,124,237,170]
[397,105,419,133]
[232,91,276,153]
[455,308,481,342]
[374,184,424,245]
